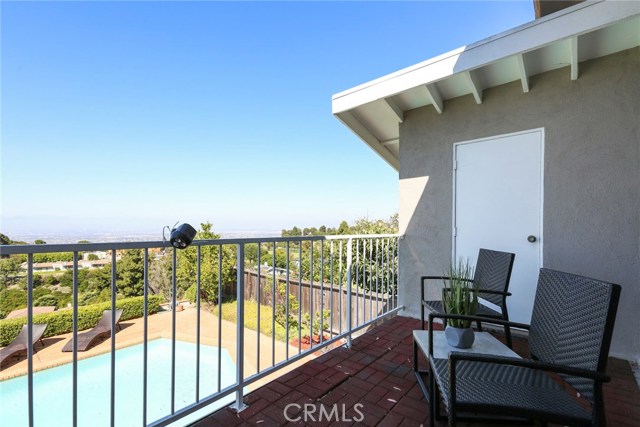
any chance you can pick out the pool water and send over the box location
[0,339,236,427]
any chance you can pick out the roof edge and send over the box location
[332,0,639,114]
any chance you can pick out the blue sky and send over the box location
[1,1,534,236]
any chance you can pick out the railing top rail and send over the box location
[0,241,172,255]
[0,234,402,255]
[323,233,401,240]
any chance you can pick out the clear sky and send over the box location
[1,1,534,236]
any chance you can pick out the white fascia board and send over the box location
[332,0,640,114]
[335,112,400,171]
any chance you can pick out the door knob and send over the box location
[527,235,537,243]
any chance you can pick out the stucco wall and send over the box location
[398,47,640,360]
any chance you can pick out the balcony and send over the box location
[1,234,639,426]
[195,316,640,427]
[0,234,400,426]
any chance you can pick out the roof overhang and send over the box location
[332,0,640,171]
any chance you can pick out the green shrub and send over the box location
[34,295,58,308]
[0,288,27,319]
[0,295,163,346]
[49,290,72,309]
[184,284,197,303]
[302,309,330,335]
[78,291,101,306]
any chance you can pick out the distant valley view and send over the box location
[5,230,281,245]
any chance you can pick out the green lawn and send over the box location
[211,299,308,342]
[33,270,65,277]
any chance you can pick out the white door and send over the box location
[454,129,543,324]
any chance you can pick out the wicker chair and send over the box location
[421,248,515,347]
[427,268,621,427]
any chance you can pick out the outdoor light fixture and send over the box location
[164,222,197,249]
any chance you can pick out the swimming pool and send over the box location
[0,339,236,427]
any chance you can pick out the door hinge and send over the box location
[453,160,458,170]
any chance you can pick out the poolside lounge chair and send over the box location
[0,323,48,368]
[62,309,123,352]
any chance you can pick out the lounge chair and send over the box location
[0,323,48,368]
[62,309,123,352]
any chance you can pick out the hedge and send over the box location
[0,295,163,346]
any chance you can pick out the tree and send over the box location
[270,281,299,331]
[388,213,399,231]
[90,264,113,293]
[0,233,12,245]
[281,226,301,237]
[87,254,99,261]
[351,215,398,235]
[245,243,259,265]
[281,215,399,291]
[337,221,350,235]
[302,227,318,236]
[0,257,23,287]
[33,274,44,288]
[117,249,145,297]
[58,266,111,302]
[59,270,73,289]
[260,247,288,269]
[34,239,46,245]
[33,252,74,263]
[149,251,172,301]
[175,222,236,304]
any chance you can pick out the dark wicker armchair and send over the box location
[421,248,515,347]
[427,268,621,427]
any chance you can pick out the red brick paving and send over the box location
[192,316,640,427]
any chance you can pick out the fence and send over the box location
[242,269,394,334]
[0,234,401,427]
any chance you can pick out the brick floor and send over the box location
[192,316,640,427]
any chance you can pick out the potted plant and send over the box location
[441,258,478,348]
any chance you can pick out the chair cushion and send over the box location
[430,357,592,425]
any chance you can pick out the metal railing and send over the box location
[0,234,401,427]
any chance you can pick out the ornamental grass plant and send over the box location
[442,258,478,329]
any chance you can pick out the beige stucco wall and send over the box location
[398,47,640,360]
